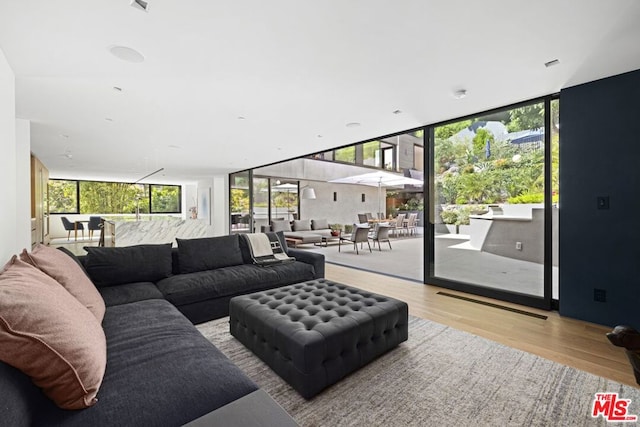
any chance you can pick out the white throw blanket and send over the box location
[244,233,294,266]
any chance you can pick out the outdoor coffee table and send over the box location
[229,279,408,399]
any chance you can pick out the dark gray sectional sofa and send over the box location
[0,232,323,426]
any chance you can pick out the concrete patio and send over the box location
[300,228,558,299]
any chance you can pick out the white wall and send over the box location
[0,49,18,262]
[15,119,31,251]
[183,183,197,218]
[211,174,228,236]
[299,180,381,227]
[196,178,216,236]
[196,175,229,237]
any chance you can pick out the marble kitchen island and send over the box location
[103,217,212,247]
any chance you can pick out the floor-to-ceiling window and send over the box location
[230,171,251,233]
[229,96,558,309]
[428,97,557,308]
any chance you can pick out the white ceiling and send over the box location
[2,1,640,184]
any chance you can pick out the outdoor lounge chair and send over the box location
[370,223,392,251]
[339,224,371,254]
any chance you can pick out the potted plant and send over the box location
[330,223,342,236]
[343,224,354,235]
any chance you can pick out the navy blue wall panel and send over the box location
[559,69,640,328]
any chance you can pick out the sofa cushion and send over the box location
[292,219,311,231]
[176,235,244,274]
[271,219,292,233]
[283,231,323,243]
[157,261,315,307]
[311,219,329,230]
[20,244,105,321]
[0,256,106,410]
[98,282,164,307]
[32,299,259,426]
[83,244,172,287]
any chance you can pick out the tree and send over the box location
[151,185,180,212]
[507,104,544,132]
[434,120,472,140]
[48,180,77,213]
[79,182,147,214]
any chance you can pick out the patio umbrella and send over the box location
[269,182,298,219]
[329,171,423,217]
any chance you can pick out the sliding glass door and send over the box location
[428,97,557,308]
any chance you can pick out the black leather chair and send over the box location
[607,325,640,385]
[88,216,102,240]
[60,216,83,240]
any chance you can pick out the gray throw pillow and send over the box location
[292,220,311,231]
[271,220,292,233]
[311,219,329,230]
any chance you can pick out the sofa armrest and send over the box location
[287,248,324,279]
[183,389,298,427]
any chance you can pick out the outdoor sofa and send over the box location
[263,218,334,246]
[0,232,323,426]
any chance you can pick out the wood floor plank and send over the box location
[325,263,638,388]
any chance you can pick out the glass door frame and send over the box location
[425,95,556,310]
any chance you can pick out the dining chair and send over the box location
[404,213,418,236]
[389,213,405,237]
[370,223,392,251]
[357,213,369,224]
[88,216,102,240]
[338,224,371,254]
[60,216,83,240]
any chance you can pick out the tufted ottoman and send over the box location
[229,279,408,399]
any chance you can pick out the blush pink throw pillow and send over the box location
[0,256,107,409]
[20,244,105,322]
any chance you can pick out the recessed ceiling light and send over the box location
[452,89,467,99]
[392,110,402,115]
[130,0,149,12]
[346,122,361,128]
[238,116,246,120]
[105,117,114,122]
[544,59,560,68]
[108,45,145,63]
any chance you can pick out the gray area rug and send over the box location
[197,316,640,426]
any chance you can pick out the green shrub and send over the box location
[508,192,544,204]
[456,207,471,225]
[440,210,458,224]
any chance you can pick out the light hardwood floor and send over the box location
[325,263,638,388]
